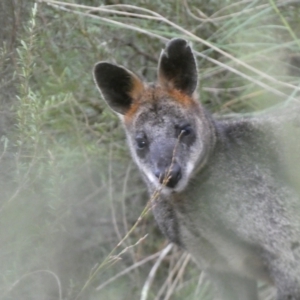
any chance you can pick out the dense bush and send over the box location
[0,1,299,299]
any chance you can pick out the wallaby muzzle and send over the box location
[150,140,182,188]
[154,161,182,188]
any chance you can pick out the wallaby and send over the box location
[93,38,300,300]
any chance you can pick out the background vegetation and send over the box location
[0,0,299,299]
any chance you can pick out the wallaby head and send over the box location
[94,39,215,193]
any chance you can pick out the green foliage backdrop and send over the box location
[0,0,299,299]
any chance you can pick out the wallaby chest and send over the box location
[153,187,271,282]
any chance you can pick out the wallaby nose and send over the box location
[154,163,182,188]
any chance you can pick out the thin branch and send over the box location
[140,243,174,300]
[4,270,62,300]
[163,253,191,300]
[96,250,162,291]
[108,143,123,241]
[154,251,189,300]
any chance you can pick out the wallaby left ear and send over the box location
[93,62,144,115]
[158,38,198,96]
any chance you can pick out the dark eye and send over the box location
[176,124,193,137]
[135,133,147,150]
[181,124,193,136]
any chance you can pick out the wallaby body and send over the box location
[93,38,300,300]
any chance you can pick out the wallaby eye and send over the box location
[135,132,148,150]
[176,124,193,137]
[181,125,193,136]
[136,138,147,149]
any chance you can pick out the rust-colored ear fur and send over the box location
[158,38,198,96]
[93,62,144,115]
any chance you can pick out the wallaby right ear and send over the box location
[93,62,144,115]
[158,38,198,96]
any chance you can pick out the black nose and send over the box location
[154,163,182,188]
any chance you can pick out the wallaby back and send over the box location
[94,38,300,300]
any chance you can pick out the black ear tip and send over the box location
[94,62,111,75]
[165,38,190,52]
[93,62,123,85]
[93,62,105,80]
[167,38,189,47]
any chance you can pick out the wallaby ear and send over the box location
[158,38,198,96]
[93,62,144,115]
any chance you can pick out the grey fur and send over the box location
[94,38,300,300]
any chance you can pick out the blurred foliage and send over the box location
[0,0,299,299]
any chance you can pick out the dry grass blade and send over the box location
[74,200,153,299]
[140,243,174,300]
[4,270,63,300]
[74,171,170,299]
[95,251,162,291]
[163,253,191,300]
[186,0,298,23]
[269,0,300,50]
[39,0,300,101]
[38,1,167,42]
[153,251,193,300]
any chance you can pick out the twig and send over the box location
[140,243,174,300]
[154,251,188,300]
[95,250,162,291]
[163,254,191,300]
[108,143,123,241]
[121,162,132,239]
[194,272,206,297]
[4,270,62,300]
[74,197,153,299]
